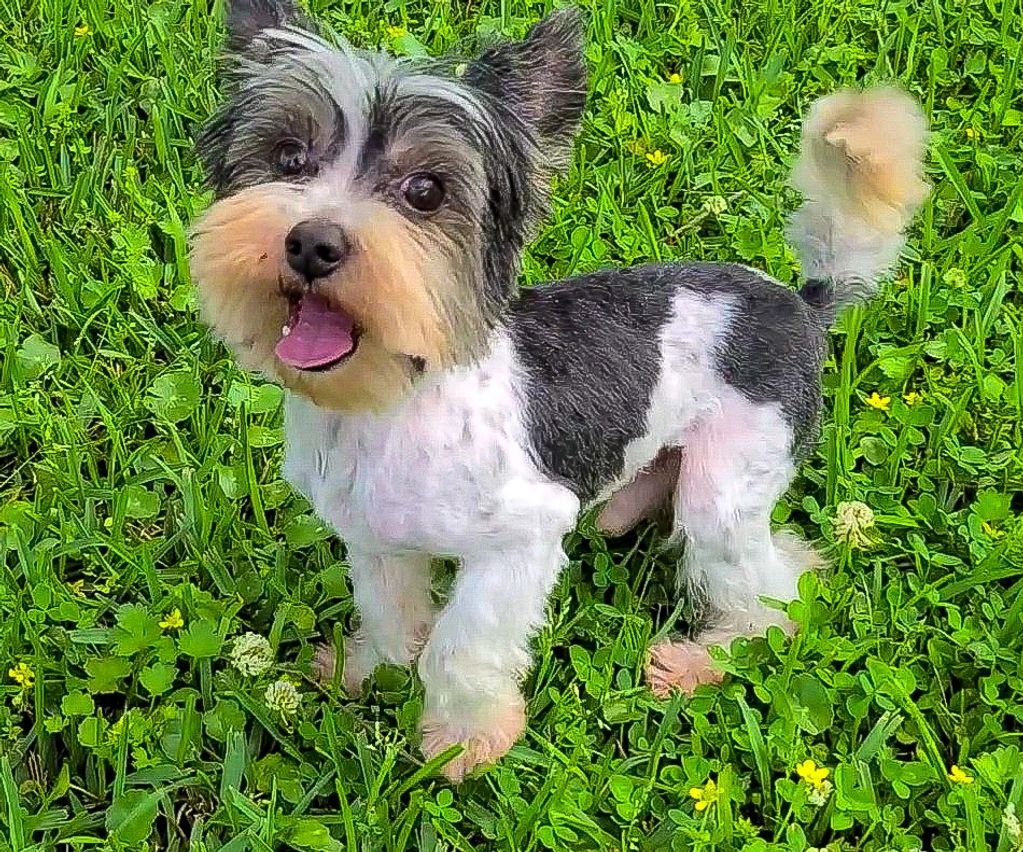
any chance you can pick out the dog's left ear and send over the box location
[466,8,588,166]
[224,0,314,54]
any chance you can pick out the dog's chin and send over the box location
[270,328,421,414]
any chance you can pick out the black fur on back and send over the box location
[508,263,827,500]
[508,267,675,500]
[685,263,828,455]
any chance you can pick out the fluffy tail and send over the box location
[787,86,930,321]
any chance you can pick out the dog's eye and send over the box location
[401,173,445,212]
[274,139,310,176]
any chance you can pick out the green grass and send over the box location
[1,0,1022,848]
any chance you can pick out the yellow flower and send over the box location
[159,608,184,631]
[74,23,90,37]
[903,390,922,406]
[948,764,974,784]
[865,392,891,412]
[965,127,978,140]
[386,25,405,39]
[796,759,831,789]
[646,149,668,167]
[9,662,35,689]
[668,72,682,84]
[689,778,718,812]
[69,580,85,596]
[982,522,1005,540]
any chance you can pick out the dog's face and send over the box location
[190,0,586,411]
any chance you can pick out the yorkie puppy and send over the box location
[190,0,929,780]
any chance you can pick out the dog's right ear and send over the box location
[465,9,587,170]
[224,0,314,53]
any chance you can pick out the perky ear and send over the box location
[465,9,588,165]
[224,0,313,53]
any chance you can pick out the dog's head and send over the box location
[189,0,586,410]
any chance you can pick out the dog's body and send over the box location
[190,1,930,780]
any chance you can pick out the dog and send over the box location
[189,0,930,781]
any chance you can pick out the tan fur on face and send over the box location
[792,86,930,234]
[189,184,299,373]
[190,185,485,412]
[321,204,486,369]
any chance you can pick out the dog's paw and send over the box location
[311,639,373,695]
[312,643,338,684]
[645,640,724,699]
[317,625,434,695]
[420,698,526,783]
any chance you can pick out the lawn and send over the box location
[1,0,1022,849]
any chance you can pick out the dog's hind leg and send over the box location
[645,394,823,698]
[596,447,681,537]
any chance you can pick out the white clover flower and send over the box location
[1003,802,1022,846]
[943,267,967,288]
[230,632,274,677]
[702,195,728,215]
[833,500,876,549]
[265,680,301,718]
[807,779,833,807]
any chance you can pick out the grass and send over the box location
[1,0,1021,848]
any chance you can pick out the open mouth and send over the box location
[275,292,361,372]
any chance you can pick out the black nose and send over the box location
[284,219,350,281]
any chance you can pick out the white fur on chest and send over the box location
[282,332,576,557]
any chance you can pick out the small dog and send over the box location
[190,0,929,780]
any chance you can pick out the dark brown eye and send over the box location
[274,139,309,176]
[401,173,445,212]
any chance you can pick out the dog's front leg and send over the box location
[416,532,571,782]
[315,548,435,694]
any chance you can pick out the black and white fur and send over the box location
[190,0,930,780]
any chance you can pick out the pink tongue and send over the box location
[275,293,356,369]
